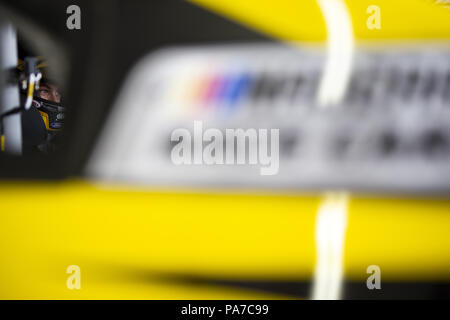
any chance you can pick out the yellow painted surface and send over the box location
[0,181,449,299]
[0,181,318,299]
[345,197,450,281]
[191,0,450,42]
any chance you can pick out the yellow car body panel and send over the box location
[191,0,450,41]
[0,181,450,298]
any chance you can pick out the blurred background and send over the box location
[0,0,449,299]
